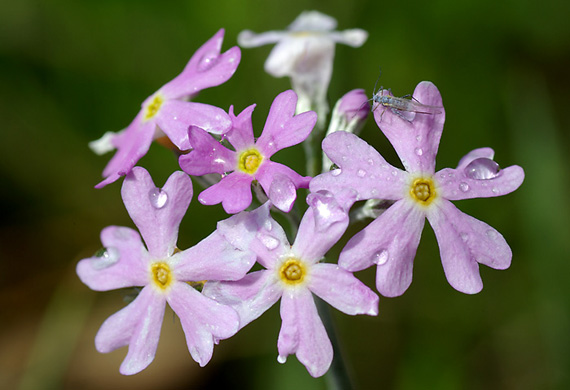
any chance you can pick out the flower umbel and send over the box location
[310,81,525,296]
[76,167,255,374]
[238,11,368,127]
[203,196,378,377]
[91,29,240,188]
[179,89,317,213]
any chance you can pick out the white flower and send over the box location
[238,11,368,128]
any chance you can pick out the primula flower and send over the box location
[203,196,378,377]
[179,89,317,214]
[238,11,368,126]
[91,29,240,188]
[76,167,255,374]
[310,81,525,297]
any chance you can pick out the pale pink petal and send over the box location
[172,231,255,282]
[339,200,425,297]
[292,196,349,263]
[310,131,408,200]
[197,172,253,214]
[264,38,310,78]
[96,114,155,188]
[238,30,288,47]
[256,90,317,157]
[373,81,446,174]
[203,271,283,329]
[121,168,192,258]
[94,286,166,375]
[160,29,241,98]
[427,200,512,294]
[155,101,231,150]
[167,282,240,366]
[309,263,378,316]
[437,164,525,201]
[216,203,289,269]
[76,226,149,291]
[278,289,332,378]
[179,126,236,176]
[225,104,256,151]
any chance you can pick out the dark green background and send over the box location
[1,0,569,389]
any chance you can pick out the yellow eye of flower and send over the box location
[279,258,307,286]
[144,94,164,121]
[409,177,437,206]
[237,149,264,174]
[150,262,173,290]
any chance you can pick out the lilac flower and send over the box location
[76,167,255,374]
[203,196,378,377]
[310,81,525,297]
[179,89,317,214]
[91,29,240,188]
[238,11,368,126]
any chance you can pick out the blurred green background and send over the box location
[1,0,569,389]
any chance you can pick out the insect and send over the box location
[369,71,442,122]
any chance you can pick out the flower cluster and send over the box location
[79,11,524,379]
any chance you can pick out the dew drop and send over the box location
[492,187,499,194]
[367,158,374,166]
[91,247,120,270]
[331,169,342,176]
[373,250,389,265]
[459,182,470,192]
[264,219,273,231]
[460,232,469,242]
[357,169,366,178]
[465,158,500,180]
[341,155,348,161]
[486,229,498,240]
[149,188,168,209]
[416,135,422,142]
[258,233,279,250]
[197,51,219,71]
[414,148,423,156]
[391,170,398,176]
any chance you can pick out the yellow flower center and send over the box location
[150,262,173,290]
[144,94,164,121]
[279,258,307,286]
[409,177,437,206]
[238,148,264,175]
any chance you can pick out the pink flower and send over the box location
[76,167,255,374]
[310,81,525,297]
[92,29,240,188]
[203,196,378,377]
[179,89,317,213]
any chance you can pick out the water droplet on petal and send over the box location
[459,182,470,192]
[373,250,389,265]
[492,187,499,194]
[264,219,273,231]
[391,170,398,176]
[258,233,279,250]
[486,229,498,240]
[460,232,469,242]
[465,158,500,180]
[149,188,168,209]
[367,158,374,166]
[331,169,342,176]
[414,148,423,156]
[197,51,219,71]
[277,355,287,364]
[357,169,366,177]
[341,155,348,161]
[91,247,120,270]
[416,135,422,142]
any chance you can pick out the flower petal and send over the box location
[167,282,240,367]
[309,263,378,316]
[155,101,231,150]
[256,161,310,212]
[328,29,368,47]
[373,81,446,174]
[310,131,408,200]
[427,200,512,294]
[437,164,525,201]
[278,288,332,378]
[121,167,192,258]
[179,126,236,176]
[172,231,255,282]
[455,147,495,170]
[292,196,349,263]
[237,30,288,47]
[77,226,149,291]
[95,286,166,375]
[160,29,241,99]
[226,104,256,151]
[203,270,283,329]
[197,172,253,214]
[216,202,290,269]
[256,90,317,157]
[288,10,337,31]
[96,114,155,188]
[339,200,425,297]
